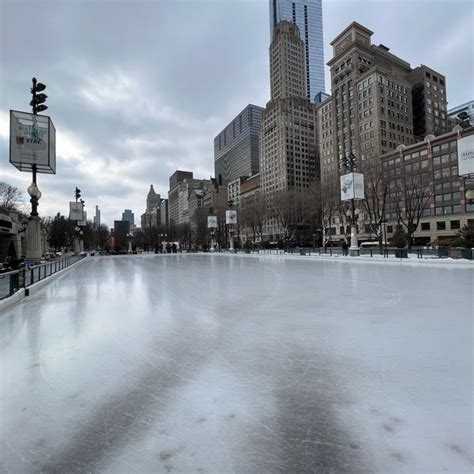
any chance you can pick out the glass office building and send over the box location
[214,104,264,186]
[269,0,325,102]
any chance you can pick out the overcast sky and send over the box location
[1,0,473,227]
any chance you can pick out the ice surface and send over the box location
[0,254,472,473]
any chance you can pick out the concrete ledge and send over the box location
[0,288,26,314]
[0,257,88,315]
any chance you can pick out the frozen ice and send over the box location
[0,254,472,473]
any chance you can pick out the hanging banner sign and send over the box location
[9,110,56,174]
[207,216,218,228]
[78,211,87,227]
[69,202,83,221]
[458,135,474,177]
[340,172,364,201]
[226,210,237,225]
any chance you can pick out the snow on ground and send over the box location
[0,254,472,473]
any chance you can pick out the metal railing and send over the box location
[216,247,473,260]
[0,255,85,300]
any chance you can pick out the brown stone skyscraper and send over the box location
[318,22,448,183]
[260,22,319,196]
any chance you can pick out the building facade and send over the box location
[260,21,319,237]
[319,22,452,186]
[113,220,130,250]
[381,128,474,245]
[270,0,325,101]
[406,65,448,140]
[122,209,135,226]
[214,104,264,185]
[168,171,211,226]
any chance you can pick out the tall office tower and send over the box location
[214,104,264,186]
[93,205,101,229]
[319,22,415,182]
[122,209,135,226]
[406,66,449,139]
[146,184,160,213]
[270,0,325,101]
[319,22,451,183]
[260,21,319,237]
[160,199,169,226]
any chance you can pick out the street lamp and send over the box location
[341,152,364,256]
[127,232,133,253]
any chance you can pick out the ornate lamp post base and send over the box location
[349,225,360,256]
[25,216,42,263]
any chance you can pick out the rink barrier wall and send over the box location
[0,256,87,315]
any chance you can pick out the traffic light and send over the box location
[30,77,48,114]
[75,187,81,200]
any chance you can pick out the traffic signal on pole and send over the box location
[30,77,48,114]
[75,187,81,200]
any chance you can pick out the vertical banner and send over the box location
[69,202,83,220]
[226,210,237,225]
[340,172,364,200]
[207,216,218,228]
[458,135,474,176]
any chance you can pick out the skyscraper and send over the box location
[214,104,264,186]
[93,205,101,229]
[122,209,135,226]
[269,0,325,101]
[260,21,319,236]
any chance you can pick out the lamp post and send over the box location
[127,232,133,253]
[341,152,364,256]
[226,205,237,253]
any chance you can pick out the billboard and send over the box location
[458,135,474,177]
[69,202,83,221]
[340,172,364,201]
[207,216,218,228]
[226,210,237,225]
[9,110,56,174]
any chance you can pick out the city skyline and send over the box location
[0,0,472,227]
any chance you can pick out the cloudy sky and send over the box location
[1,0,473,227]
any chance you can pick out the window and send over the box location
[387,225,393,233]
[421,222,430,231]
[450,220,460,230]
[436,221,446,230]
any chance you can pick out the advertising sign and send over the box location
[69,202,83,221]
[78,211,87,227]
[226,210,237,225]
[340,172,364,201]
[458,135,474,177]
[9,110,56,174]
[207,216,218,228]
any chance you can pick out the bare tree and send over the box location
[270,188,307,243]
[390,172,432,248]
[320,177,340,245]
[0,181,23,211]
[239,193,267,245]
[362,161,388,248]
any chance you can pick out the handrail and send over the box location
[0,255,85,300]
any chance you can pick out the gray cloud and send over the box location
[1,0,472,227]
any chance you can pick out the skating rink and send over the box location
[0,254,472,473]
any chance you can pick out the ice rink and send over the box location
[0,254,472,473]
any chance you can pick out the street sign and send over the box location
[9,110,56,174]
[340,172,364,201]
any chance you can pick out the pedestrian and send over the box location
[342,241,348,256]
